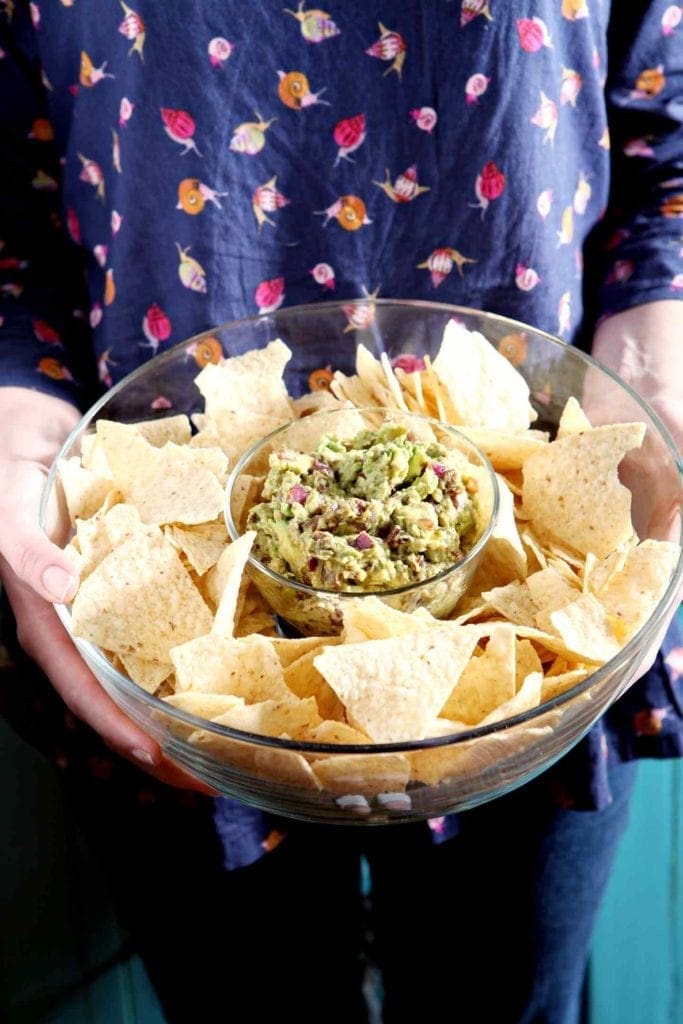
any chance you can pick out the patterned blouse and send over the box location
[1,0,681,868]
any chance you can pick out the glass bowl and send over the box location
[40,300,683,825]
[225,407,499,636]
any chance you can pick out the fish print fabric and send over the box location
[1,0,682,866]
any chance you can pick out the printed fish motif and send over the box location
[38,357,74,382]
[104,268,116,305]
[604,259,634,284]
[333,113,366,165]
[175,243,207,293]
[365,22,407,78]
[230,112,276,155]
[623,137,655,157]
[208,37,234,68]
[515,264,541,291]
[557,291,571,335]
[98,349,115,388]
[409,107,437,133]
[93,244,108,267]
[634,707,670,736]
[255,276,285,314]
[310,263,335,290]
[111,210,123,235]
[573,171,591,214]
[517,17,553,52]
[119,97,135,127]
[672,273,683,290]
[557,206,574,246]
[661,6,682,36]
[187,336,223,367]
[90,303,103,328]
[560,67,582,107]
[598,126,610,150]
[77,153,105,199]
[342,287,380,332]
[28,118,54,141]
[416,247,476,287]
[374,165,429,203]
[141,304,172,353]
[633,65,666,99]
[283,3,340,44]
[530,92,558,145]
[465,73,490,104]
[536,189,553,219]
[80,51,114,87]
[177,178,228,214]
[277,70,329,109]
[118,1,145,60]
[32,170,58,191]
[252,175,290,229]
[460,0,493,27]
[498,333,528,367]
[161,108,203,157]
[112,129,122,173]
[316,195,371,231]
[471,160,505,216]
[561,0,589,19]
[33,320,62,345]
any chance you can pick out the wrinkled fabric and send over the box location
[0,0,681,869]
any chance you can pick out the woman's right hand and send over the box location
[0,387,213,791]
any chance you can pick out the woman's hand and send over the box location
[0,387,212,792]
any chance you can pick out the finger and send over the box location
[0,460,78,603]
[3,568,212,792]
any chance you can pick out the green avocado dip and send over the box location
[247,423,480,592]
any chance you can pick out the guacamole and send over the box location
[247,423,480,592]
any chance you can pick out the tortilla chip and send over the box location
[71,527,213,662]
[598,539,680,638]
[556,397,591,438]
[272,408,367,454]
[481,580,537,627]
[292,390,347,417]
[194,339,293,422]
[270,634,339,669]
[479,475,527,585]
[408,719,470,785]
[283,650,346,721]
[311,753,410,796]
[439,623,517,724]
[170,633,292,703]
[253,747,322,789]
[515,639,543,689]
[432,321,535,431]
[80,433,114,478]
[305,721,372,745]
[541,668,591,703]
[117,652,172,694]
[210,697,322,739]
[96,421,226,526]
[522,422,646,558]
[456,428,548,471]
[330,371,379,411]
[314,625,478,742]
[58,457,113,523]
[342,595,435,643]
[164,692,246,720]
[526,567,581,632]
[130,414,192,447]
[211,532,256,638]
[547,594,621,663]
[479,669,543,725]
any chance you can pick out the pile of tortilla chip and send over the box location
[58,325,680,797]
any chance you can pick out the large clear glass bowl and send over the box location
[40,300,683,826]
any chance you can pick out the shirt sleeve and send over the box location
[0,7,94,409]
[591,0,683,320]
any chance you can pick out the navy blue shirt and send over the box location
[1,0,682,867]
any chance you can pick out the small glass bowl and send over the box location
[225,407,499,636]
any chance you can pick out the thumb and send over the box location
[0,459,79,604]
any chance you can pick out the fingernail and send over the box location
[132,748,157,767]
[42,565,78,603]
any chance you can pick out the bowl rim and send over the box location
[224,405,500,600]
[40,299,683,758]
